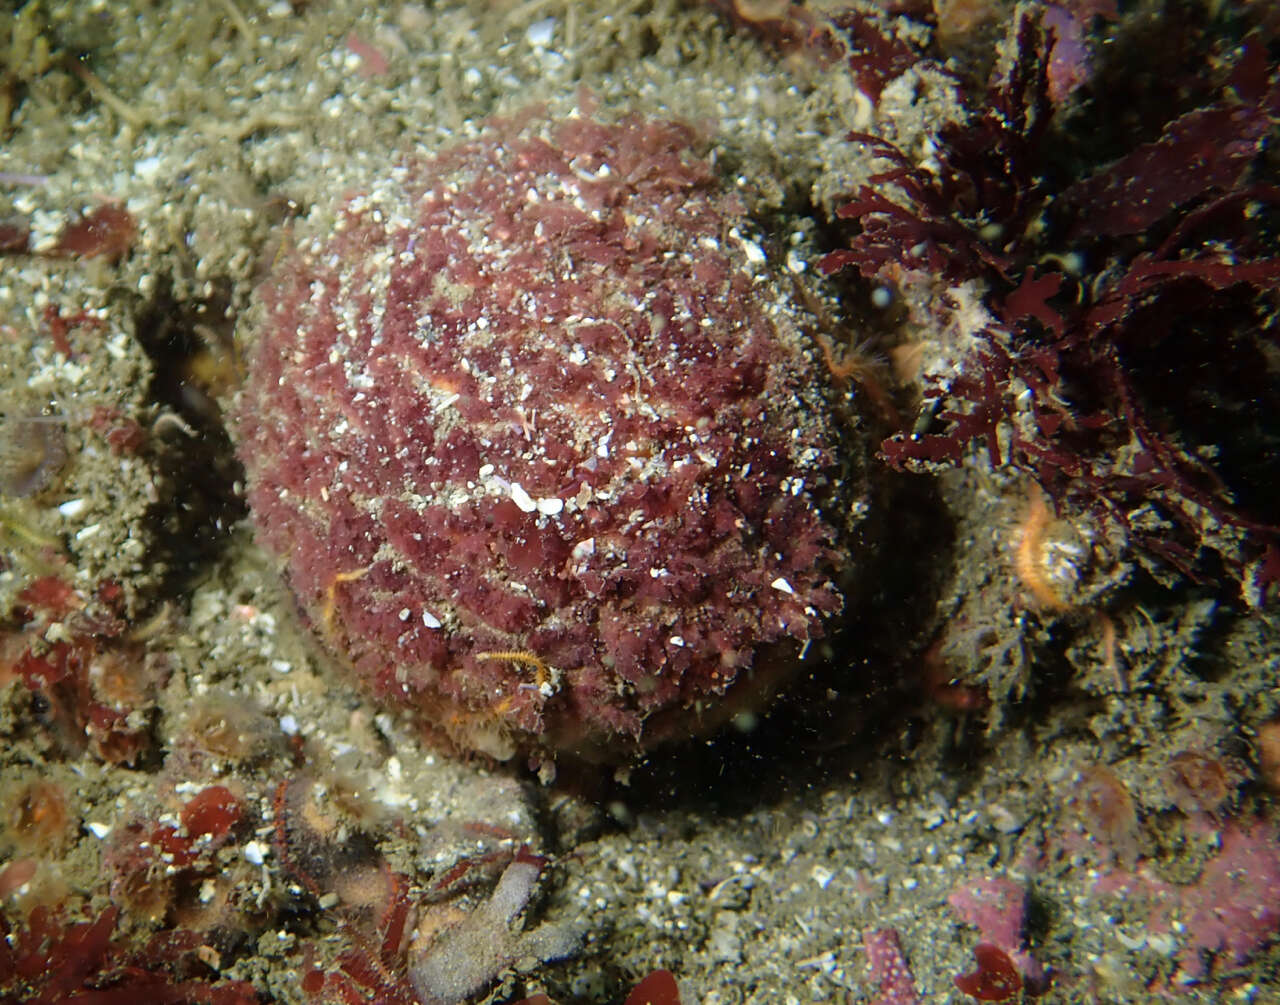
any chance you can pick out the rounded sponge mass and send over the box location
[235,109,872,763]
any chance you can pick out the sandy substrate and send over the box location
[1,2,1278,1003]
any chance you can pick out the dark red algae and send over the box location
[234,106,874,765]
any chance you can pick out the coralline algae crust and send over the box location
[235,108,872,763]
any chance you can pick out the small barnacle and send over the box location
[115,860,176,925]
[321,753,393,832]
[1075,765,1142,867]
[2,775,76,856]
[104,822,178,924]
[86,643,157,708]
[1163,750,1243,817]
[172,689,281,764]
[330,861,403,921]
[170,860,257,934]
[1256,717,1280,793]
[0,410,67,498]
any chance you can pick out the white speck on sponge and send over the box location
[509,482,537,513]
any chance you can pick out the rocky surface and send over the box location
[1,3,1277,1004]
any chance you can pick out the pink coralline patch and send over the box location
[236,106,867,763]
[863,928,921,1005]
[948,876,1026,952]
[1176,819,1280,981]
[947,875,1046,990]
[1082,817,1280,983]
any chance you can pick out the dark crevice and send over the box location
[129,278,246,600]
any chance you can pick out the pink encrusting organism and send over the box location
[948,875,1046,991]
[1173,819,1280,981]
[235,102,872,766]
[863,928,921,1005]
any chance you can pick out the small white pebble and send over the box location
[738,237,766,264]
[279,714,299,736]
[243,840,269,865]
[771,577,795,595]
[134,155,163,180]
[509,481,537,513]
[423,610,442,629]
[525,17,555,47]
[87,821,112,839]
[57,498,88,518]
[536,496,564,516]
[1148,933,1177,955]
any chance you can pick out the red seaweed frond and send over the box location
[0,905,259,1004]
[823,8,1280,595]
[954,943,1022,1001]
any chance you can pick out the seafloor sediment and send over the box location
[1,2,1278,1003]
